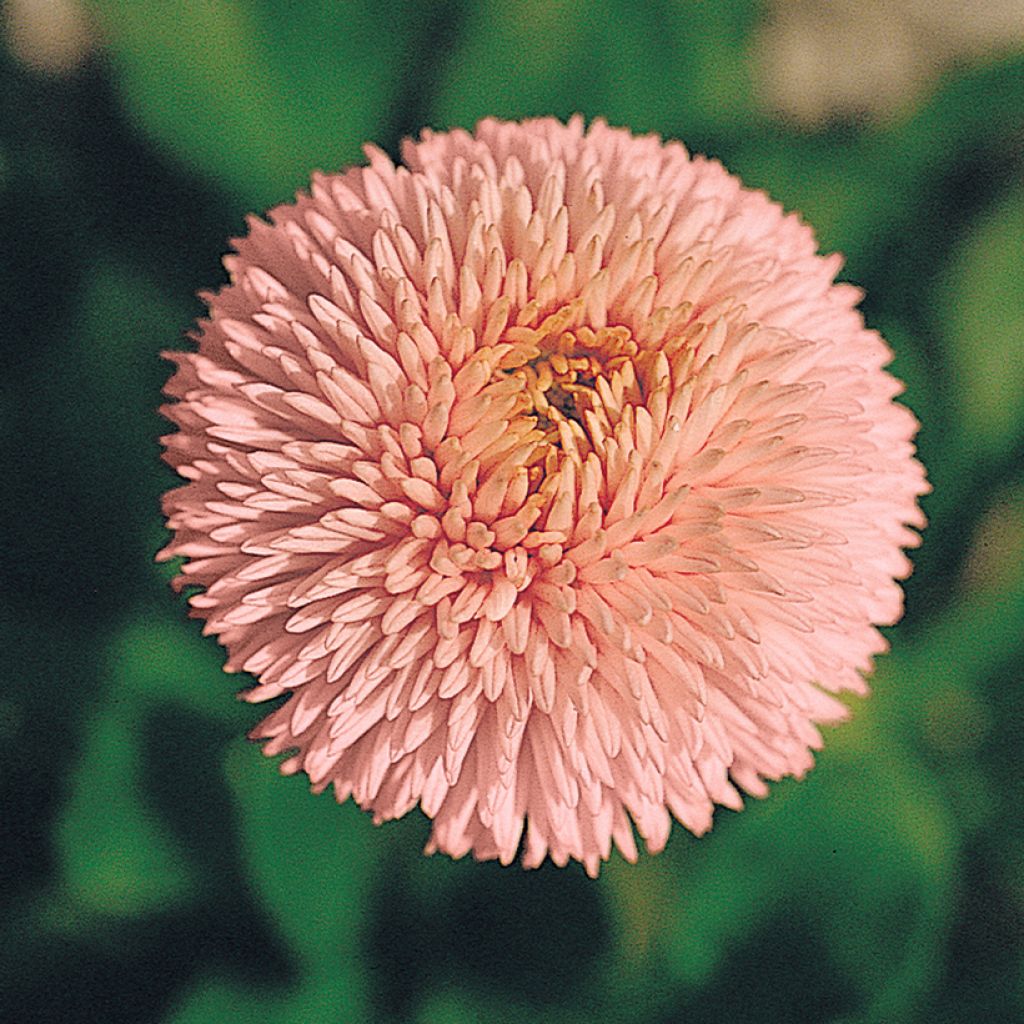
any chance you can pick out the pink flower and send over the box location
[161,117,927,875]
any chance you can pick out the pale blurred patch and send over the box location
[757,0,1024,124]
[4,0,96,75]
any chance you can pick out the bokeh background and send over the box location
[3,1,1023,1021]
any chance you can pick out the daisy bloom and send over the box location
[161,116,927,875]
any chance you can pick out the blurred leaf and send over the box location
[415,987,597,1024]
[77,256,184,548]
[5,256,183,618]
[89,0,418,207]
[939,188,1024,459]
[430,0,614,125]
[163,747,380,1023]
[734,58,1024,275]
[111,610,252,726]
[239,746,375,1002]
[877,319,934,450]
[727,133,890,265]
[647,737,955,1022]
[960,483,1024,597]
[890,56,1024,185]
[54,710,194,917]
[874,56,1024,260]
[873,487,1024,837]
[382,839,617,1020]
[163,979,265,1024]
[656,0,759,135]
[431,0,757,135]
[226,745,376,972]
[164,972,362,1024]
[882,508,1024,726]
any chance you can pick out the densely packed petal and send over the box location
[161,116,928,875]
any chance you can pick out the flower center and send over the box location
[435,303,673,568]
[490,308,648,480]
[507,326,638,434]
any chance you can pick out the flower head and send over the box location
[161,117,927,875]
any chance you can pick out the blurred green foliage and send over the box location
[2,2,1023,1022]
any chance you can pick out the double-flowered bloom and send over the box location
[161,117,927,875]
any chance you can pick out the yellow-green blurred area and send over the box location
[2,1,1023,1021]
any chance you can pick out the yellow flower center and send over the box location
[433,302,677,567]
[488,305,654,482]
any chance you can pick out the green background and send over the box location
[3,2,1023,1021]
